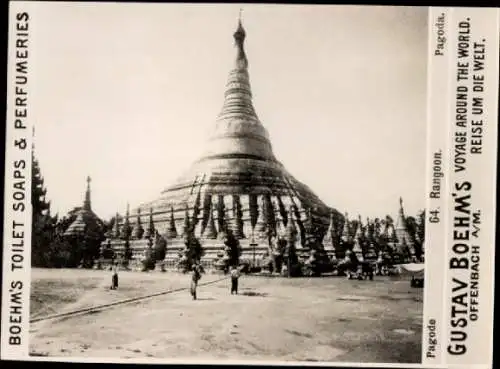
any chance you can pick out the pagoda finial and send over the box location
[233,12,247,69]
[83,175,92,211]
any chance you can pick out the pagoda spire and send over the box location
[231,195,245,239]
[255,195,268,238]
[322,210,336,253]
[216,195,228,240]
[202,15,277,164]
[388,223,398,244]
[285,206,298,244]
[83,176,92,211]
[166,206,178,239]
[303,207,314,236]
[323,210,335,241]
[340,212,351,244]
[234,11,247,69]
[216,16,256,122]
[354,215,364,240]
[112,212,121,238]
[204,206,218,239]
[394,197,415,256]
[395,196,407,230]
[352,237,364,261]
[121,203,132,240]
[275,206,287,239]
[364,217,372,240]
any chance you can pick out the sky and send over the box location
[28,3,429,221]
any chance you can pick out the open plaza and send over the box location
[29,268,423,363]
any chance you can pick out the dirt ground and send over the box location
[29,268,423,364]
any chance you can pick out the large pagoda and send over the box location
[107,18,343,268]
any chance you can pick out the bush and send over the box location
[153,235,167,262]
[141,257,155,271]
[290,263,303,277]
[45,237,78,268]
[102,246,114,260]
[282,262,303,277]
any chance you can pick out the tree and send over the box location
[415,210,426,258]
[105,216,116,237]
[47,233,74,268]
[101,240,114,260]
[153,231,167,262]
[141,246,155,271]
[284,238,299,277]
[274,238,287,273]
[223,229,242,269]
[188,235,204,265]
[177,234,205,273]
[31,151,57,267]
[385,215,394,226]
[405,216,418,242]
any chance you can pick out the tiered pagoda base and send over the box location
[99,237,319,272]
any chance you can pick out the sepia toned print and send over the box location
[2,3,498,368]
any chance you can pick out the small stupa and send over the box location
[394,197,416,258]
[64,176,104,240]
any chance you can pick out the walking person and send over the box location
[111,264,119,290]
[190,262,202,300]
[230,265,240,295]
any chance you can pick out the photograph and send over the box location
[26,3,427,364]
